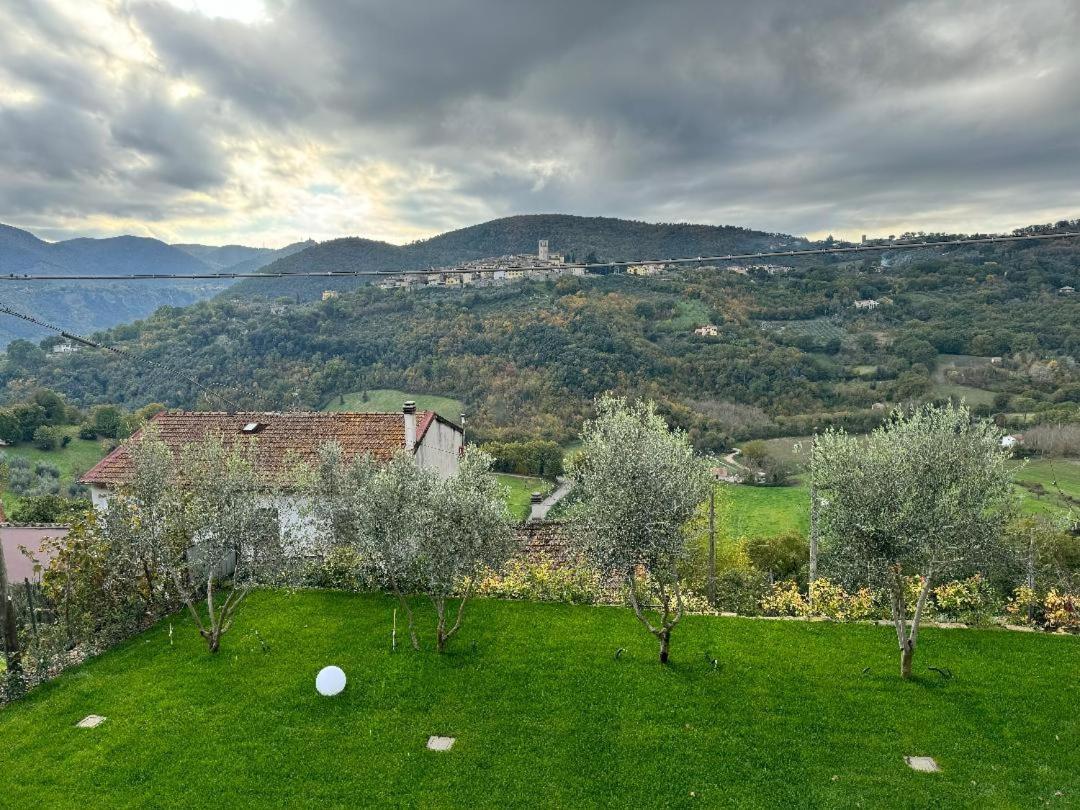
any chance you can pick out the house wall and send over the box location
[1,525,68,583]
[415,420,463,478]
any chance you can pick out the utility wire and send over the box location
[0,299,241,411]
[1,231,1077,281]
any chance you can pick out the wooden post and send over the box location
[0,540,20,676]
[707,488,716,606]
[808,437,819,609]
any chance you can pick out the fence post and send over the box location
[707,488,716,606]
[0,540,21,677]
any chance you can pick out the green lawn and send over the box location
[1,427,109,512]
[495,473,553,521]
[723,483,809,539]
[1,591,1077,807]
[324,389,465,421]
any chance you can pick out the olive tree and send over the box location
[311,446,430,650]
[312,445,512,653]
[117,433,288,653]
[813,403,1014,678]
[572,396,712,663]
[414,447,513,652]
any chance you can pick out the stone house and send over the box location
[80,403,463,549]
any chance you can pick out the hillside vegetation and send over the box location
[6,229,1078,448]
[224,213,805,301]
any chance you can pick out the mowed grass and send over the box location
[324,389,465,421]
[723,483,809,538]
[495,473,553,521]
[1,591,1077,808]
[1,427,109,512]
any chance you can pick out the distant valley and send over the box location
[0,223,311,345]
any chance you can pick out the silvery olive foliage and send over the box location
[312,446,431,649]
[116,431,290,653]
[813,403,1015,677]
[312,445,513,652]
[571,396,712,662]
[414,446,514,652]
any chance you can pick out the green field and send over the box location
[1,591,1077,807]
[495,473,553,521]
[1,427,109,512]
[324,389,465,421]
[930,383,997,407]
[723,483,809,539]
[1013,458,1080,517]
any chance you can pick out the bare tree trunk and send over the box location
[659,628,671,663]
[900,642,914,678]
[389,576,419,651]
[627,573,683,664]
[889,564,934,679]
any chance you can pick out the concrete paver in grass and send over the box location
[427,736,455,751]
[905,756,940,773]
[76,715,106,728]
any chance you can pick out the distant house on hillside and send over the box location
[321,290,340,300]
[1059,286,1076,295]
[853,299,880,310]
[627,263,665,276]
[693,324,719,337]
[1001,434,1023,449]
[80,404,463,547]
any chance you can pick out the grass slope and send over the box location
[1,592,1077,807]
[1013,458,1080,516]
[323,388,464,421]
[724,483,810,538]
[1,427,108,512]
[495,473,553,521]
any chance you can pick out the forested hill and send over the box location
[5,232,1078,449]
[224,214,807,301]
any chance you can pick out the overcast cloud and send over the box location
[1,0,1078,246]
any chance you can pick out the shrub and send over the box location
[32,425,61,451]
[301,545,372,591]
[78,423,97,440]
[931,574,999,625]
[476,555,602,605]
[712,568,770,615]
[760,578,875,621]
[1042,590,1080,631]
[745,532,808,584]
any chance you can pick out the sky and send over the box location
[1,0,1079,247]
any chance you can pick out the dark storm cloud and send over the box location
[1,0,1079,243]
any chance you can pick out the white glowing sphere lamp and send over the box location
[316,665,346,696]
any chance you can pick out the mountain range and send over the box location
[0,224,310,346]
[225,214,809,300]
[0,215,806,345]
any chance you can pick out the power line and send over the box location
[1,231,1077,282]
[0,299,241,411]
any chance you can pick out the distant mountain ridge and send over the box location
[0,224,303,346]
[224,214,808,300]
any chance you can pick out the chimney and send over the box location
[403,401,417,452]
[528,491,545,522]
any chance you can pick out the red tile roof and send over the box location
[81,410,453,486]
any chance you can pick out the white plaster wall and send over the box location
[415,420,462,478]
